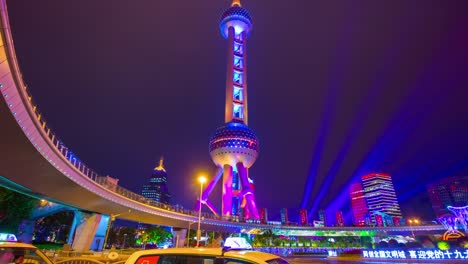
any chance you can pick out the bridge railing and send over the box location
[19,87,232,221]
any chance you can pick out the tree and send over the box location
[141,227,172,246]
[34,211,74,243]
[107,227,137,248]
[0,187,37,233]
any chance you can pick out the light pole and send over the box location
[103,210,131,250]
[197,176,207,247]
[123,234,127,249]
[408,218,419,239]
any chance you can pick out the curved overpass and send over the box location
[0,0,228,230]
[0,0,446,235]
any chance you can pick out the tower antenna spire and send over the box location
[154,156,166,172]
[232,0,241,7]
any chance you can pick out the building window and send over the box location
[233,71,243,85]
[234,43,243,55]
[234,56,243,69]
[233,104,244,120]
[233,87,243,102]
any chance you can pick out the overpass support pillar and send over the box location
[70,212,109,252]
[172,228,187,248]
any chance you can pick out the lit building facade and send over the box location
[350,182,369,226]
[362,173,402,220]
[141,157,171,204]
[336,211,344,227]
[280,208,289,225]
[318,210,327,227]
[299,209,308,226]
[259,208,268,224]
[427,176,468,217]
[197,0,260,219]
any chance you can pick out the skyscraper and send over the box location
[362,173,402,219]
[350,182,369,226]
[336,211,344,227]
[299,209,308,226]
[318,210,327,227]
[427,176,468,217]
[197,0,260,219]
[259,208,268,224]
[141,157,171,204]
[280,208,289,225]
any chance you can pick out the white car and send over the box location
[125,247,290,264]
[0,233,53,264]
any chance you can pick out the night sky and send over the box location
[7,0,468,223]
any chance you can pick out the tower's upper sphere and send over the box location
[219,5,252,39]
[209,122,259,168]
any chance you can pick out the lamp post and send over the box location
[197,176,207,247]
[123,233,127,249]
[103,210,131,250]
[408,218,419,239]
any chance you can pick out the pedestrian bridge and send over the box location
[0,0,445,236]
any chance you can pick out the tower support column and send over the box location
[222,165,233,216]
[236,162,259,219]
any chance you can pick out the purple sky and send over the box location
[7,0,468,223]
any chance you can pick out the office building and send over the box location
[141,157,171,204]
[362,173,402,219]
[427,176,468,217]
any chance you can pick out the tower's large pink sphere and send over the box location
[209,122,259,168]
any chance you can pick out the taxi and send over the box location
[0,233,53,264]
[125,237,289,264]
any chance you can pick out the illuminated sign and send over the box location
[313,220,324,227]
[363,249,468,260]
[0,233,17,242]
[224,237,252,250]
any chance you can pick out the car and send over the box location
[0,233,53,264]
[125,237,290,264]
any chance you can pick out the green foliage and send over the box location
[34,211,73,243]
[0,187,37,233]
[33,242,63,250]
[252,229,277,247]
[108,227,137,248]
[437,241,450,250]
[139,226,172,245]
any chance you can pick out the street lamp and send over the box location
[123,233,127,249]
[408,218,420,239]
[103,210,131,250]
[197,176,207,247]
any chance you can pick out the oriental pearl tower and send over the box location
[196,0,260,220]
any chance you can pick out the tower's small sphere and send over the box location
[209,122,259,168]
[219,6,253,39]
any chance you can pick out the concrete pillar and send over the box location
[222,165,233,216]
[172,228,187,248]
[67,210,80,245]
[90,215,109,251]
[71,212,109,252]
